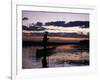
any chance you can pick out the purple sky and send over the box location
[22,11,89,25]
[22,11,89,35]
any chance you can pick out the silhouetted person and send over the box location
[42,31,49,48]
[41,31,49,68]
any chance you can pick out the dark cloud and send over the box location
[22,22,45,31]
[65,21,89,28]
[36,22,43,26]
[22,25,29,30]
[45,21,65,26]
[45,21,89,28]
[22,17,29,20]
[22,25,45,31]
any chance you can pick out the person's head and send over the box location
[45,31,48,35]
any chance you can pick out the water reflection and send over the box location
[22,44,89,69]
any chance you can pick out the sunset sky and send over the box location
[22,11,89,42]
[22,11,89,24]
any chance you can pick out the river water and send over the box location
[22,44,89,69]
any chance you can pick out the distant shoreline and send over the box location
[22,40,89,47]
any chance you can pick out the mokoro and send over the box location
[36,47,56,58]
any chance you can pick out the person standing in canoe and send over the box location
[41,31,49,68]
